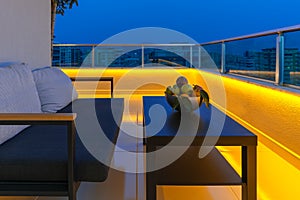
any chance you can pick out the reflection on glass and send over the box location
[284,31,300,86]
[52,45,195,68]
[143,46,193,68]
[200,44,222,70]
[225,34,277,81]
[93,46,141,67]
[52,46,93,67]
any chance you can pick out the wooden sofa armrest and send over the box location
[0,113,76,123]
[0,112,77,199]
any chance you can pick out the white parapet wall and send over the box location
[0,0,51,68]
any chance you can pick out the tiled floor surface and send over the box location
[2,96,300,199]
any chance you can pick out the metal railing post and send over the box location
[142,45,145,68]
[198,45,201,69]
[190,46,193,68]
[276,33,285,85]
[92,45,95,67]
[221,42,226,73]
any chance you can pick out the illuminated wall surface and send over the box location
[62,68,300,199]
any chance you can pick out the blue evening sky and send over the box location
[54,0,300,44]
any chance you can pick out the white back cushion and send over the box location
[0,63,42,144]
[32,67,78,112]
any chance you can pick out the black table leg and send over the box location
[146,145,156,200]
[242,145,257,200]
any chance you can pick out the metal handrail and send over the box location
[53,43,197,47]
[53,25,300,47]
[200,25,300,45]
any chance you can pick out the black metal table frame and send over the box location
[143,96,257,200]
[70,77,114,98]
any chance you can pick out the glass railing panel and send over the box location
[200,44,222,71]
[52,45,93,67]
[284,31,300,86]
[52,26,300,90]
[192,45,200,68]
[143,45,194,68]
[53,45,195,68]
[225,34,277,81]
[93,46,142,68]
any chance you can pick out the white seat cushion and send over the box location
[0,63,42,144]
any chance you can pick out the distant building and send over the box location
[52,46,83,67]
[226,47,300,72]
[284,48,300,72]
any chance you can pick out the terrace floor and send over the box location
[2,94,299,200]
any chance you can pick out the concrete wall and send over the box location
[195,71,300,161]
[194,70,300,200]
[0,0,51,68]
[63,67,300,159]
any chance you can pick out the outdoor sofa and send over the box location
[0,63,124,200]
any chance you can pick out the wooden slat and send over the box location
[0,113,76,121]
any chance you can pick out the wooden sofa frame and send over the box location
[0,77,123,200]
[0,113,79,199]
